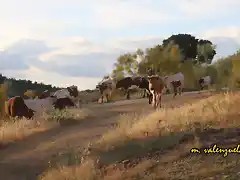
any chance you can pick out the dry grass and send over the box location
[44,108,93,126]
[41,92,240,180]
[0,107,93,148]
[0,118,55,148]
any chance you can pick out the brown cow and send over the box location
[53,97,75,110]
[147,75,165,109]
[5,96,35,119]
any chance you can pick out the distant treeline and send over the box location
[0,74,61,97]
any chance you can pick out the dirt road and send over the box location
[0,92,213,180]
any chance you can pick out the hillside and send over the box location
[0,74,61,97]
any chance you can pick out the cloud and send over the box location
[90,1,175,29]
[0,51,29,70]
[1,67,101,90]
[1,0,240,89]
[2,27,240,90]
[0,39,53,71]
[178,0,240,19]
[34,53,116,78]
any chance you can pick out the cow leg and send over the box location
[156,93,162,108]
[106,94,109,102]
[173,87,177,98]
[152,92,157,109]
[148,93,152,104]
[159,94,162,108]
[126,89,130,100]
[142,89,146,98]
[179,86,182,95]
[101,95,104,103]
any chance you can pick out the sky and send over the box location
[0,0,240,90]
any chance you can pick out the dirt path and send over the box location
[0,92,213,180]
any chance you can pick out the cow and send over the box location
[5,96,35,119]
[147,75,166,109]
[115,77,133,99]
[38,90,51,99]
[96,79,116,103]
[199,76,212,91]
[53,97,75,110]
[53,86,78,100]
[23,95,58,117]
[131,76,151,98]
[97,76,147,102]
[164,72,184,98]
[170,80,182,98]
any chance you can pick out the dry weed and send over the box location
[40,92,240,180]
[0,118,55,147]
[44,108,93,126]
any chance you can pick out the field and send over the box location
[1,91,240,180]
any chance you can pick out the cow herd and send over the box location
[96,73,212,109]
[3,73,213,119]
[4,85,79,119]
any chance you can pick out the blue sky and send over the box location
[0,0,240,90]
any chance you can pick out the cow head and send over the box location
[199,78,204,85]
[96,83,109,94]
[27,108,35,119]
[38,90,50,99]
[67,86,78,98]
[147,75,160,90]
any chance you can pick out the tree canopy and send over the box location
[111,33,217,80]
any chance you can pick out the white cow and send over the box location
[199,76,211,90]
[54,85,78,100]
[24,96,57,117]
[164,72,184,97]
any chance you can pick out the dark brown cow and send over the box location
[132,76,151,98]
[116,77,133,99]
[5,96,35,119]
[53,97,75,110]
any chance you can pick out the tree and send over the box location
[213,58,233,87]
[24,90,38,99]
[179,60,195,89]
[112,52,139,79]
[162,34,216,63]
[206,65,218,84]
[162,34,198,61]
[137,44,183,76]
[197,40,216,64]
